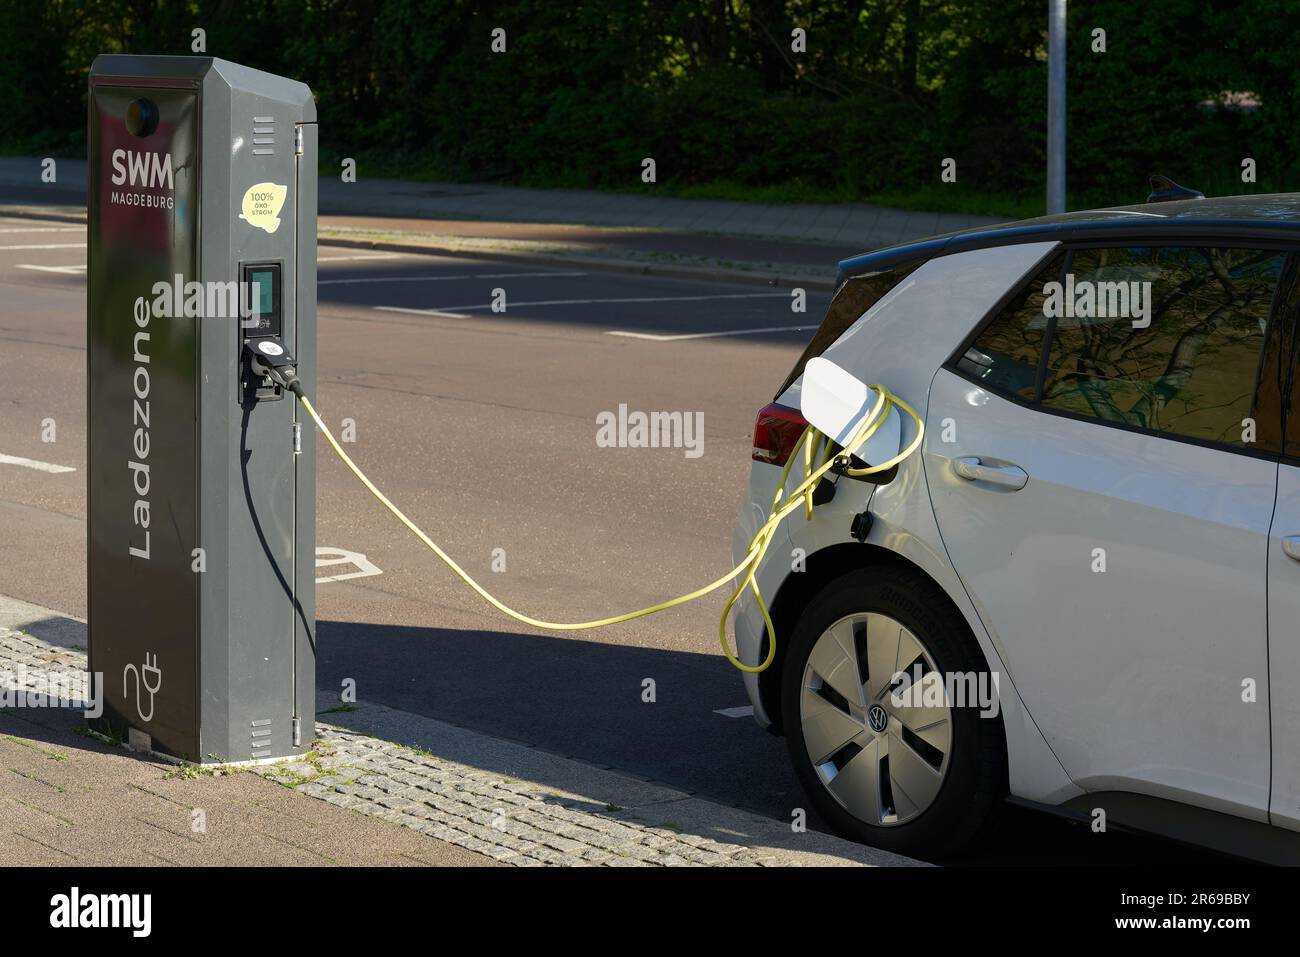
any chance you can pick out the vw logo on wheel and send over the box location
[867,703,889,733]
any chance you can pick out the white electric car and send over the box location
[732,189,1300,862]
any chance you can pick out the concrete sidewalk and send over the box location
[313,174,999,249]
[0,595,922,867]
[0,631,495,866]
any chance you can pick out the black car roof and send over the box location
[837,193,1300,280]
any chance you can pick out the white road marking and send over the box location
[713,705,755,718]
[608,324,815,341]
[320,270,587,285]
[0,226,82,234]
[17,263,86,274]
[0,453,76,474]
[376,291,788,317]
[378,309,474,320]
[0,243,86,251]
[315,546,383,584]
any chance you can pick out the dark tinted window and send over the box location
[1041,247,1282,448]
[778,261,920,397]
[1276,257,1300,458]
[955,252,1066,401]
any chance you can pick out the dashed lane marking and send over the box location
[0,243,85,251]
[16,264,85,275]
[320,270,587,285]
[608,325,815,341]
[713,705,756,718]
[0,453,76,474]
[376,291,790,316]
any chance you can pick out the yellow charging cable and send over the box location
[296,386,923,673]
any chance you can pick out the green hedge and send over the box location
[2,0,1296,212]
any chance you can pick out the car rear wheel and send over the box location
[781,564,1006,859]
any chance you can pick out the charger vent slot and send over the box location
[252,115,274,155]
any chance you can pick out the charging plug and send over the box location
[243,339,303,396]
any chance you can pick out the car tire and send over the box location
[781,564,1006,859]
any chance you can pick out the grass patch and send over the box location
[8,767,64,792]
[315,150,1046,220]
[1,735,66,761]
[12,797,73,826]
[262,763,319,789]
[601,179,858,206]
[72,722,123,747]
[867,186,1043,220]
[259,741,353,790]
[395,743,436,759]
[163,763,233,781]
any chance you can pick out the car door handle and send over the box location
[1283,535,1300,562]
[951,456,1028,490]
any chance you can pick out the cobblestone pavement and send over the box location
[1,608,920,868]
[0,628,90,706]
[265,727,766,866]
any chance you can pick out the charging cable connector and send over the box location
[244,339,304,396]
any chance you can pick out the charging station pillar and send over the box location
[86,56,317,763]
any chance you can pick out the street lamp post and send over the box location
[1046,0,1067,214]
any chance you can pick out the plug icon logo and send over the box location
[123,653,162,722]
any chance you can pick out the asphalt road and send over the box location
[0,213,1231,865]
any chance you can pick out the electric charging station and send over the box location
[86,55,317,763]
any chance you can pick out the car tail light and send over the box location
[752,402,808,466]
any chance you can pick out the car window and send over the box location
[955,252,1066,401]
[777,261,921,397]
[1040,247,1282,448]
[1252,253,1300,459]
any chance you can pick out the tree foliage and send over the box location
[1,0,1293,209]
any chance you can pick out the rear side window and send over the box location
[956,252,1066,401]
[777,261,920,397]
[1275,257,1300,458]
[953,245,1287,452]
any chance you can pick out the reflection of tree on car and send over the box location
[1044,247,1279,445]
[965,245,1282,448]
